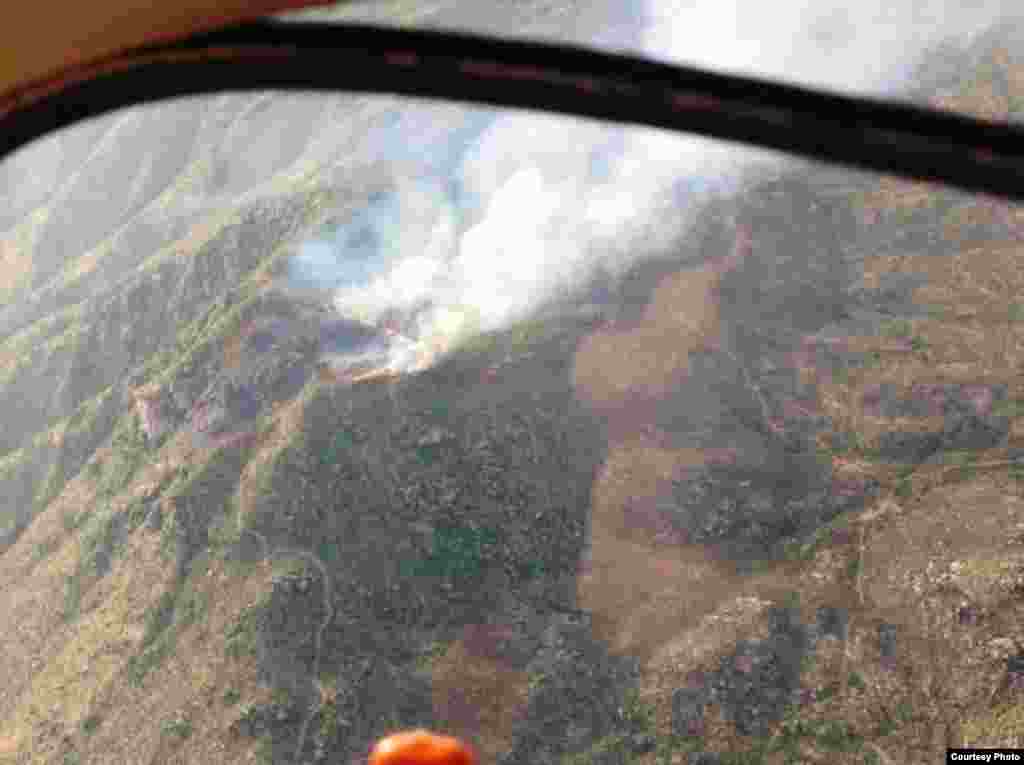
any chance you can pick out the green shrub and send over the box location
[319,701,340,742]
[223,688,241,705]
[894,701,913,723]
[1011,462,1024,483]
[225,632,256,660]
[781,539,816,562]
[993,399,1024,417]
[518,559,546,580]
[654,736,695,765]
[815,720,863,753]
[768,715,813,764]
[63,571,83,622]
[880,319,912,338]
[0,447,28,483]
[852,433,868,452]
[67,387,113,435]
[125,498,149,531]
[769,714,865,759]
[271,687,294,708]
[861,447,884,463]
[125,589,181,685]
[207,504,242,550]
[321,430,355,464]
[175,589,209,628]
[225,606,260,660]
[401,525,498,581]
[561,734,630,765]
[414,640,449,672]
[256,735,275,765]
[848,672,866,690]
[161,715,193,739]
[33,538,58,561]
[846,558,863,580]
[80,714,101,735]
[720,748,769,765]
[79,508,124,576]
[95,412,149,501]
[127,633,174,687]
[621,688,656,733]
[144,591,177,645]
[158,508,178,562]
[895,464,916,480]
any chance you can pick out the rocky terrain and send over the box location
[1,6,1024,765]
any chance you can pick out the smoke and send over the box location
[282,0,1020,376]
[640,0,1017,93]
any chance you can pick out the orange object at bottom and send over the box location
[369,730,476,765]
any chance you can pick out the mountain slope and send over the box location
[2,16,1024,765]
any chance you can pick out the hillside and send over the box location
[1,11,1024,765]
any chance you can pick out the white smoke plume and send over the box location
[288,0,1021,376]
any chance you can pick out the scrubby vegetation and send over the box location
[160,714,193,740]
[224,602,262,661]
[5,23,1024,765]
[93,412,149,502]
[126,579,211,686]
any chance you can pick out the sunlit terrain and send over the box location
[1,3,1024,765]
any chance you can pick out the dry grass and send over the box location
[0,369,313,764]
[0,206,47,303]
[429,641,531,764]
[0,427,287,765]
[564,70,1024,755]
[236,386,310,524]
[962,704,1024,747]
[572,266,720,410]
[0,236,33,301]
